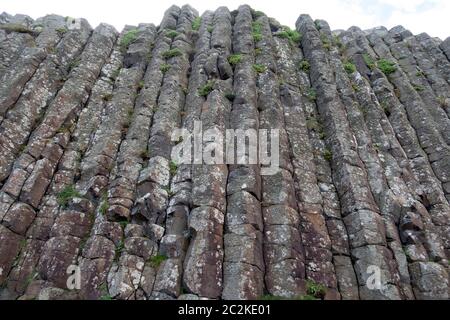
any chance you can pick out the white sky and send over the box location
[2,0,449,39]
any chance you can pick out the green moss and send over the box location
[323,148,333,162]
[252,64,267,73]
[362,54,375,70]
[277,26,302,44]
[55,27,68,35]
[192,17,202,31]
[320,34,331,50]
[298,60,310,72]
[306,116,322,133]
[99,192,109,216]
[228,54,242,66]
[114,241,124,261]
[57,185,82,208]
[198,81,215,97]
[377,59,397,75]
[344,61,356,74]
[306,279,327,299]
[120,28,140,53]
[149,254,168,268]
[169,160,178,176]
[416,70,425,77]
[252,10,265,18]
[252,21,263,42]
[207,25,214,33]
[160,63,171,73]
[165,29,179,39]
[162,48,183,59]
[99,283,112,300]
[306,88,317,102]
[413,84,424,92]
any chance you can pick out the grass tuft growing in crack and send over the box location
[120,28,140,53]
[162,48,183,59]
[57,185,82,208]
[192,17,201,31]
[377,59,397,75]
[198,81,215,97]
[228,54,242,66]
[149,254,168,269]
[252,64,266,73]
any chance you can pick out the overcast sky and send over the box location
[2,0,449,39]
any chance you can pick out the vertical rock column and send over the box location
[297,15,402,299]
[0,15,66,120]
[1,24,118,300]
[182,6,232,299]
[0,20,93,289]
[401,33,450,118]
[340,27,449,299]
[221,7,265,300]
[272,20,348,299]
[161,10,213,300]
[249,12,307,298]
[366,29,450,203]
[132,5,198,300]
[384,29,450,142]
[0,19,92,183]
[316,20,416,299]
[416,33,450,83]
[340,27,450,299]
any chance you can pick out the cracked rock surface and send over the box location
[0,6,449,300]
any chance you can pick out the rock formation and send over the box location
[0,5,449,300]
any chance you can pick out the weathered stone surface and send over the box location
[0,6,448,301]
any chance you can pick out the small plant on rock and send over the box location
[57,185,82,208]
[149,254,168,268]
[252,64,266,73]
[55,27,68,35]
[323,148,333,162]
[228,54,242,66]
[362,54,375,70]
[114,240,124,261]
[162,48,183,59]
[277,26,302,45]
[160,63,171,73]
[298,60,310,72]
[198,81,215,97]
[165,29,179,39]
[120,28,140,53]
[169,160,178,176]
[252,21,263,42]
[192,17,201,31]
[306,279,327,299]
[344,61,356,74]
[306,88,317,102]
[377,59,397,75]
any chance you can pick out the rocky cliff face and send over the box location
[0,5,449,300]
